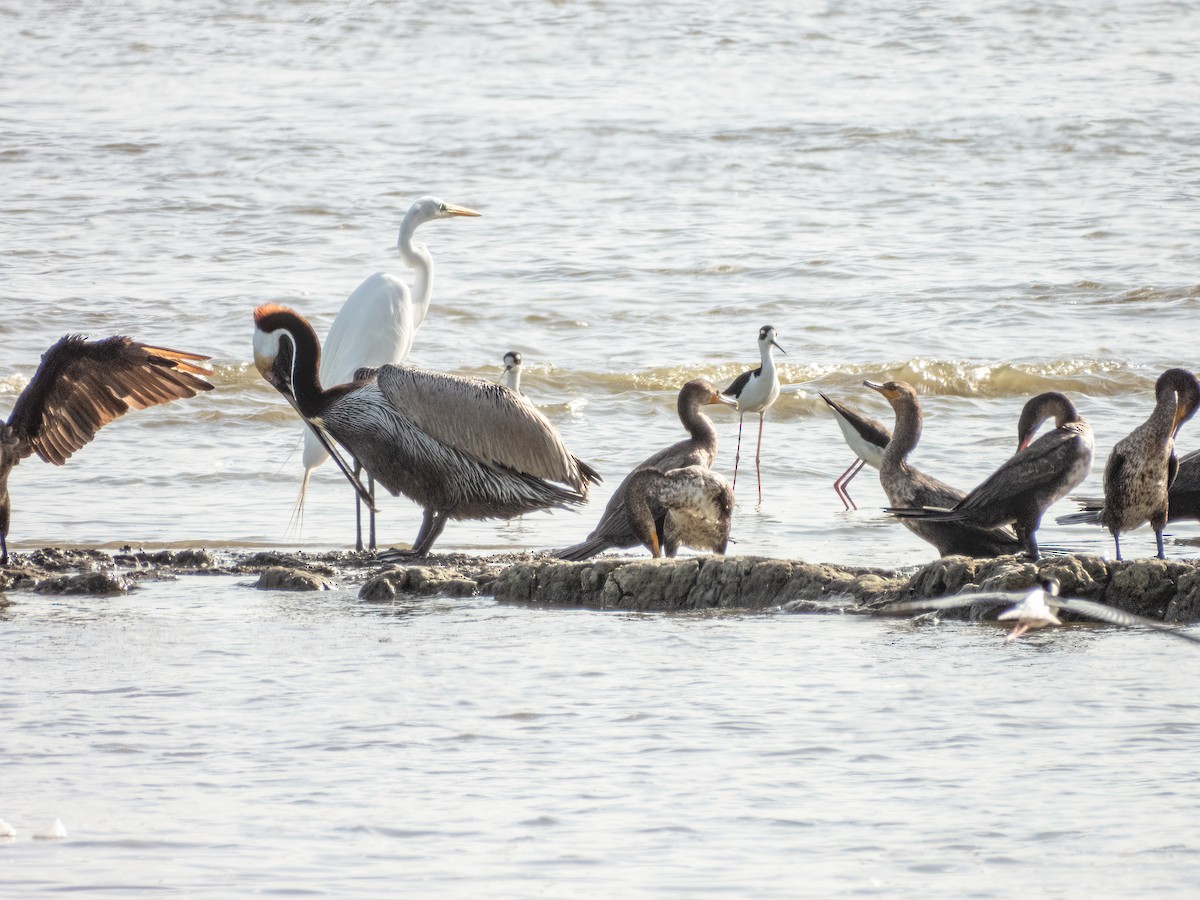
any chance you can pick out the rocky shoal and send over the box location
[4,546,1200,624]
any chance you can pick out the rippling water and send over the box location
[3,0,1200,894]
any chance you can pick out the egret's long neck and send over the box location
[882,399,921,470]
[398,217,435,328]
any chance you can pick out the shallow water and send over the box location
[4,581,1200,897]
[3,0,1200,894]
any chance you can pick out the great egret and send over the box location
[724,325,785,501]
[1057,368,1200,560]
[818,391,891,510]
[300,196,480,551]
[864,380,1021,558]
[557,379,736,561]
[1,335,213,564]
[887,392,1093,560]
[255,305,599,558]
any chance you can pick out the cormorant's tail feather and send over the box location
[555,537,611,562]
[885,505,961,521]
[1056,509,1102,526]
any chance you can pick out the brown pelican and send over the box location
[1057,368,1200,559]
[624,466,734,558]
[864,380,1021,558]
[253,304,599,557]
[725,325,785,501]
[1,335,214,565]
[818,391,891,510]
[301,196,480,552]
[882,577,1200,645]
[499,351,523,394]
[886,392,1093,560]
[556,379,737,561]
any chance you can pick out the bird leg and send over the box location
[411,510,448,557]
[732,414,745,492]
[367,473,377,552]
[354,459,365,552]
[834,458,864,511]
[1112,531,1122,561]
[755,412,765,502]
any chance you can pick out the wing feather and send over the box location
[6,335,214,465]
[376,365,593,492]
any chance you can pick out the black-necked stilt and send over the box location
[500,351,523,394]
[624,465,734,558]
[725,325,785,501]
[887,392,1093,561]
[864,379,1021,558]
[299,196,480,552]
[1057,368,1199,560]
[0,335,214,566]
[255,305,599,559]
[556,379,737,561]
[818,391,891,510]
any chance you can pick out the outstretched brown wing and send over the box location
[6,335,214,465]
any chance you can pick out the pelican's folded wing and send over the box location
[376,365,593,493]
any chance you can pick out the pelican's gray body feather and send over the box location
[324,369,589,521]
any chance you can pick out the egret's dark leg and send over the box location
[732,413,745,491]
[353,460,365,552]
[1113,531,1122,561]
[1,532,6,567]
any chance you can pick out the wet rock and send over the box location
[1166,569,1200,623]
[897,556,980,600]
[28,548,113,572]
[238,552,336,576]
[496,556,907,611]
[1103,560,1180,619]
[255,567,333,592]
[33,571,132,596]
[359,565,479,601]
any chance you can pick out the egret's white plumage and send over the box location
[298,196,479,549]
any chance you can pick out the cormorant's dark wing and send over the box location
[6,335,214,465]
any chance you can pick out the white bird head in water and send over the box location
[998,577,1063,641]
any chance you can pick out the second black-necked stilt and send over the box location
[818,391,891,510]
[725,325,785,501]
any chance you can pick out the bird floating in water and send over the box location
[300,196,480,552]
[624,465,734,558]
[499,351,523,394]
[881,577,1200,645]
[557,379,736,561]
[725,325,785,502]
[0,819,15,839]
[255,304,597,557]
[1057,368,1200,560]
[1,335,214,566]
[32,818,68,841]
[864,380,1021,558]
[818,391,891,510]
[886,392,1093,560]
